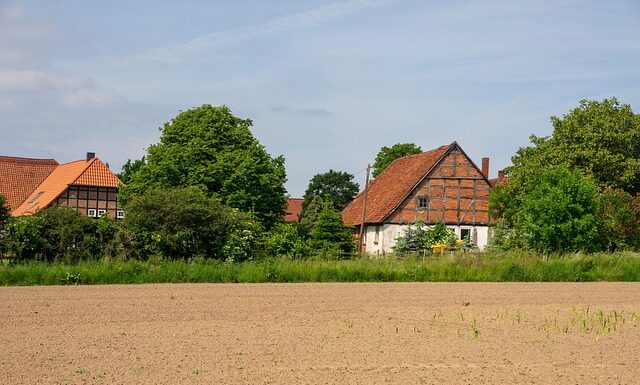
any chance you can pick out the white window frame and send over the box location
[116,210,125,219]
[97,209,107,217]
[87,208,97,218]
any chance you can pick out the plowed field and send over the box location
[2,283,639,384]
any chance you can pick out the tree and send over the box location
[117,157,145,184]
[308,202,356,257]
[122,105,287,228]
[302,170,359,212]
[372,143,422,178]
[491,98,640,252]
[298,195,323,238]
[122,187,260,261]
[519,167,602,253]
[507,98,640,197]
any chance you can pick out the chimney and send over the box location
[481,157,489,179]
[86,152,95,161]
[498,169,505,182]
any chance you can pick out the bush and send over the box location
[4,207,118,263]
[123,187,254,260]
[394,222,456,256]
[264,223,311,259]
[520,167,601,253]
[597,188,640,251]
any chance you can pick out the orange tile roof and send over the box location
[284,198,304,222]
[0,156,58,211]
[12,157,122,216]
[342,143,453,226]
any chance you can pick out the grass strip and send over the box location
[1,252,640,286]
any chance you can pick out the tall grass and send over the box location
[1,251,639,286]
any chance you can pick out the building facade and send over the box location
[342,142,494,255]
[0,153,124,219]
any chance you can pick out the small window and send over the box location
[418,196,429,209]
[87,208,97,218]
[374,225,380,245]
[97,209,107,217]
[116,210,125,219]
[461,228,471,240]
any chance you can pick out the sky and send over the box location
[1,0,639,197]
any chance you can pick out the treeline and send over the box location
[0,190,354,263]
[0,105,357,263]
[490,98,640,253]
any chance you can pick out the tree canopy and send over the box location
[507,98,640,196]
[372,143,422,178]
[491,98,640,252]
[121,105,287,228]
[302,169,359,211]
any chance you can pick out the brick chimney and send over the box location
[481,157,489,179]
[86,152,95,161]
[498,169,505,182]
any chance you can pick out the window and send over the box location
[374,225,380,244]
[461,228,471,240]
[418,196,429,209]
[97,209,107,217]
[116,210,125,219]
[87,208,97,217]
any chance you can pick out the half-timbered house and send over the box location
[0,153,124,219]
[342,142,494,254]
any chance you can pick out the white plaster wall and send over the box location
[364,224,491,256]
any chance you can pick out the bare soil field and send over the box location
[2,283,639,385]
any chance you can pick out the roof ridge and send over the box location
[0,155,59,165]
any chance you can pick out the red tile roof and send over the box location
[284,198,304,222]
[342,143,453,226]
[0,156,59,211]
[10,157,123,216]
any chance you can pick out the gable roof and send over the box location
[342,143,454,226]
[284,198,304,222]
[0,156,59,211]
[12,158,122,216]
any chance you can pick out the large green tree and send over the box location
[302,170,359,211]
[372,143,422,178]
[122,105,287,228]
[507,98,640,197]
[490,98,640,252]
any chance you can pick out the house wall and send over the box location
[386,148,491,225]
[54,185,122,219]
[363,223,491,256]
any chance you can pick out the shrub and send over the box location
[123,187,248,260]
[4,207,118,263]
[394,222,456,256]
[520,167,601,253]
[264,223,311,259]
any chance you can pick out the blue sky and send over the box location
[1,1,639,196]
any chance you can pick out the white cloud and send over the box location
[142,0,399,63]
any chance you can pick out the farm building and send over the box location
[342,142,496,255]
[0,152,124,219]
